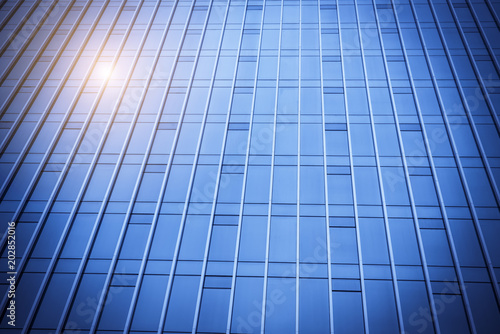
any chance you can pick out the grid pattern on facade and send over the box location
[0,0,500,333]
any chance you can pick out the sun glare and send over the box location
[94,62,113,80]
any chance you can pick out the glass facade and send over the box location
[0,0,500,333]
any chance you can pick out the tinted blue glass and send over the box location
[332,291,365,333]
[239,216,267,261]
[119,224,150,259]
[398,281,435,334]
[389,219,421,265]
[0,273,42,328]
[2,0,499,333]
[434,294,471,334]
[467,283,500,334]
[198,288,231,332]
[90,214,124,259]
[231,277,264,333]
[31,213,69,258]
[269,216,296,263]
[97,286,134,330]
[164,275,200,332]
[421,229,454,266]
[299,217,327,263]
[299,278,330,333]
[149,214,181,260]
[272,165,297,203]
[131,275,168,331]
[365,280,400,334]
[354,167,382,205]
[359,218,390,265]
[65,274,106,330]
[245,165,271,203]
[32,274,75,328]
[300,166,325,204]
[179,215,210,261]
[208,225,237,261]
[264,278,295,334]
[61,214,97,258]
[330,227,359,264]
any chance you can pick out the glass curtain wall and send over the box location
[0,0,499,333]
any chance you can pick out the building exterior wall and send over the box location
[0,0,500,333]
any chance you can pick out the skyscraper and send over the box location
[0,0,499,332]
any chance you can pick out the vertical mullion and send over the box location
[120,0,224,332]
[0,0,120,315]
[442,0,500,201]
[187,0,250,332]
[401,1,480,332]
[443,0,500,138]
[260,1,284,333]
[225,0,267,332]
[335,1,369,332]
[484,0,500,28]
[0,0,41,36]
[54,0,183,331]
[372,1,441,333]
[87,1,200,332]
[0,0,79,153]
[352,0,405,333]
[296,0,302,332]
[461,0,500,78]
[0,0,85,106]
[0,0,100,204]
[428,0,500,307]
[0,0,68,83]
[316,0,334,332]
[0,0,57,56]
[20,0,155,329]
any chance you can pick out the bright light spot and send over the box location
[93,62,113,80]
